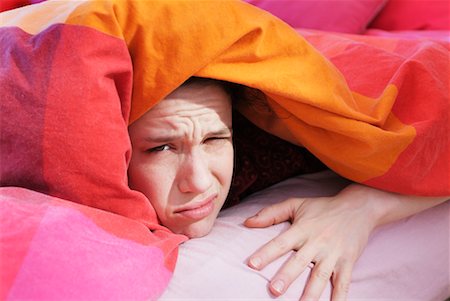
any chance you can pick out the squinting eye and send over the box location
[204,137,231,143]
[148,144,170,152]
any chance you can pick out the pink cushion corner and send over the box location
[369,0,450,30]
[245,0,388,33]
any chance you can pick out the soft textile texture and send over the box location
[2,0,448,196]
[369,0,450,30]
[365,28,450,44]
[0,0,40,12]
[0,188,178,300]
[3,0,447,195]
[1,0,449,299]
[225,111,327,208]
[246,0,388,34]
[161,171,450,301]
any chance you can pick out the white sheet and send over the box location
[161,171,450,301]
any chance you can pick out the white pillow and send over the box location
[160,171,449,301]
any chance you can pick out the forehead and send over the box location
[131,82,232,131]
[155,82,231,115]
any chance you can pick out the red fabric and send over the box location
[370,0,450,30]
[0,0,29,12]
[0,0,44,12]
[1,21,186,300]
[0,24,174,233]
[299,29,449,195]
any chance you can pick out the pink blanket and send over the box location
[1,188,184,300]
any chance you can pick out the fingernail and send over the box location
[271,279,285,294]
[249,257,261,269]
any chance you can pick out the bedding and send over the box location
[161,171,450,301]
[0,187,182,300]
[1,0,449,300]
[369,0,450,30]
[244,0,388,34]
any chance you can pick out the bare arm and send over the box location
[360,184,449,226]
[245,183,449,301]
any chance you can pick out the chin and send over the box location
[177,220,214,238]
[182,227,213,239]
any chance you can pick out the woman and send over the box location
[128,77,448,301]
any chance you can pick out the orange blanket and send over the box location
[1,0,448,299]
[3,0,448,195]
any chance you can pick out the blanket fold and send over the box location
[1,0,448,299]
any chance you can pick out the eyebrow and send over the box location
[145,127,233,143]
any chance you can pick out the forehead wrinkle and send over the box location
[146,108,227,143]
[139,83,232,143]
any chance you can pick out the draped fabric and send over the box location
[1,1,448,299]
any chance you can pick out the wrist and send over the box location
[341,183,397,228]
[334,183,388,229]
[343,184,449,227]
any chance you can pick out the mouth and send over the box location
[175,194,218,220]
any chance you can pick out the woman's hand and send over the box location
[244,183,448,300]
[244,184,380,301]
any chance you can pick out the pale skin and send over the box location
[128,79,449,300]
[128,80,234,238]
[245,184,448,300]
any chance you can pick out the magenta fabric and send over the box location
[0,188,175,300]
[245,0,387,33]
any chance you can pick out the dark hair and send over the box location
[181,76,272,114]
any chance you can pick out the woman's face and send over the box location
[128,82,234,238]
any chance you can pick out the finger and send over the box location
[248,227,304,270]
[244,198,297,228]
[301,258,336,301]
[331,261,353,301]
[268,246,316,297]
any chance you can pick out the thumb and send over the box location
[244,199,295,228]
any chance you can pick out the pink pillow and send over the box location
[369,0,450,30]
[245,0,387,33]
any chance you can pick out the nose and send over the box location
[177,149,213,194]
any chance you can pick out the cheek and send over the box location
[128,157,172,213]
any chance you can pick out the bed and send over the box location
[1,0,449,300]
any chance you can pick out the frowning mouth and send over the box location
[175,194,218,220]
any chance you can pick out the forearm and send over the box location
[350,184,449,227]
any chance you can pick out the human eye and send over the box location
[147,144,171,153]
[204,135,232,144]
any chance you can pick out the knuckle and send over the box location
[314,268,332,280]
[292,252,310,267]
[336,280,350,293]
[272,237,290,252]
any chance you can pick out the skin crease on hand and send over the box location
[244,183,449,301]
